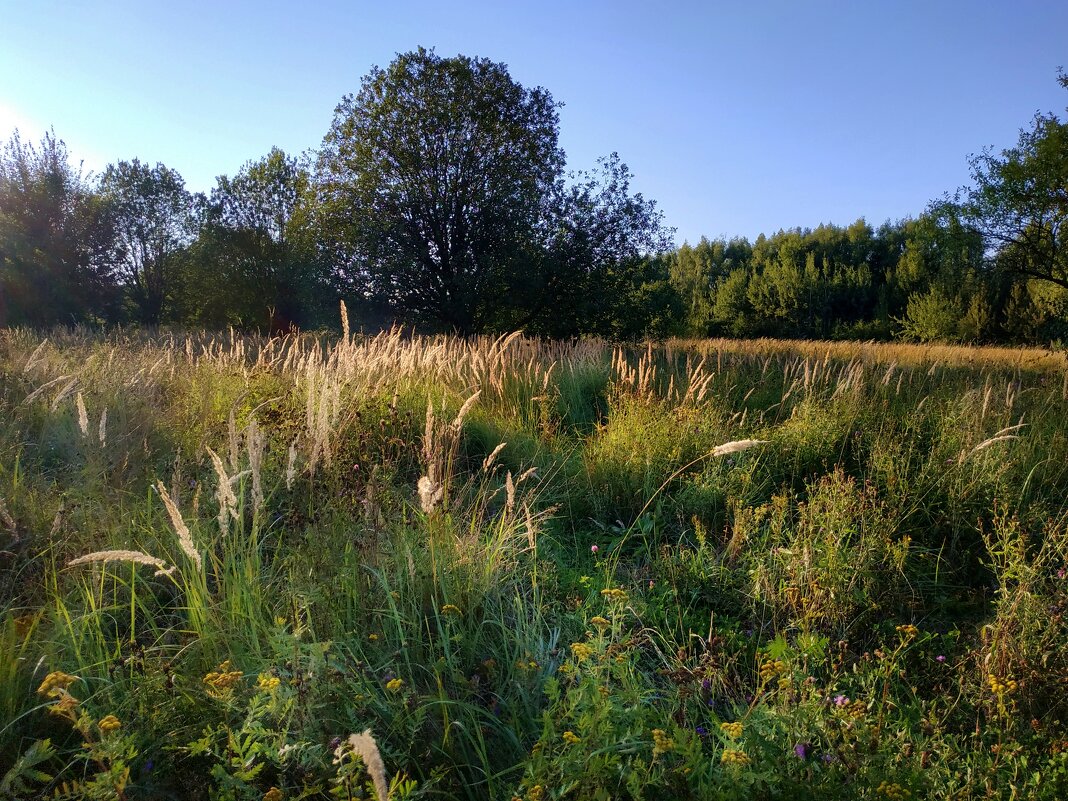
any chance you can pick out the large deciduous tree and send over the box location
[100,159,199,324]
[951,72,1068,292]
[183,148,329,330]
[317,48,564,333]
[0,130,121,326]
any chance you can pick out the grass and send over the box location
[1,322,1067,800]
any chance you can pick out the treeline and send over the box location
[1,52,1065,343]
[658,215,1067,343]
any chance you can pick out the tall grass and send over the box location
[1,323,1067,799]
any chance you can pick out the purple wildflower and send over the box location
[833,694,849,707]
[793,743,810,759]
[936,655,946,663]
[695,726,708,736]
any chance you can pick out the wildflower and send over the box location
[578,575,591,586]
[98,715,121,734]
[441,604,462,616]
[758,658,788,682]
[652,728,675,756]
[48,693,79,719]
[274,616,287,627]
[203,660,243,695]
[935,654,946,663]
[562,730,581,745]
[590,544,599,554]
[528,786,544,801]
[988,673,1018,695]
[386,678,405,692]
[720,721,744,739]
[833,694,849,707]
[876,781,911,799]
[720,748,750,766]
[37,671,79,697]
[793,742,810,759]
[1058,567,1066,580]
[695,725,709,736]
[263,789,283,801]
[368,633,379,641]
[570,642,594,662]
[257,674,281,692]
[895,624,919,639]
[600,588,628,603]
[590,615,610,629]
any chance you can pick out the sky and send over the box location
[1,0,1066,245]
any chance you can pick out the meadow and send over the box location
[2,315,1068,800]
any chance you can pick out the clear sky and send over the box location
[1,0,1065,245]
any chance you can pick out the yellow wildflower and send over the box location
[720,721,744,739]
[263,788,284,801]
[562,730,581,745]
[441,604,462,616]
[600,588,628,603]
[386,678,405,692]
[528,786,544,801]
[368,633,379,641]
[758,659,788,682]
[590,616,610,629]
[988,673,1018,695]
[652,728,675,756]
[570,642,594,662]
[203,660,243,695]
[257,674,281,692]
[876,781,911,800]
[47,693,79,718]
[721,748,750,766]
[37,671,79,697]
[98,715,121,734]
[895,624,919,639]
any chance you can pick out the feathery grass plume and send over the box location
[155,480,201,570]
[51,377,80,411]
[68,549,175,577]
[711,439,769,457]
[246,418,265,512]
[206,446,238,536]
[22,338,49,372]
[98,408,107,446]
[505,471,516,512]
[451,389,481,430]
[418,475,443,515]
[227,408,241,471]
[968,435,1020,456]
[75,392,89,437]
[336,729,389,801]
[482,442,507,471]
[340,299,350,342]
[22,374,71,405]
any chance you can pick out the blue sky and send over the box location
[1,1,1065,245]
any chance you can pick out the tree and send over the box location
[0,130,121,326]
[182,148,330,330]
[317,48,564,333]
[950,72,1068,291]
[100,159,199,324]
[528,153,674,337]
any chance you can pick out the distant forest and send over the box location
[2,51,1066,344]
